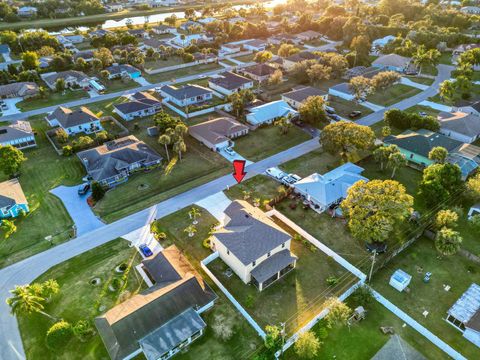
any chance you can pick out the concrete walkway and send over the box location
[362,101,385,112]
[358,64,455,126]
[50,185,104,236]
[401,77,429,90]
[418,100,452,112]
[0,136,320,360]
[195,191,231,222]
[372,289,467,360]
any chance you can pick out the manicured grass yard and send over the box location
[73,96,123,117]
[285,296,448,360]
[150,207,263,359]
[221,58,239,66]
[93,116,230,222]
[328,96,373,119]
[404,104,441,118]
[371,238,480,360]
[143,63,224,83]
[233,53,256,63]
[406,76,435,86]
[368,84,422,107]
[0,119,85,268]
[16,90,89,111]
[144,56,184,71]
[234,125,311,162]
[208,232,351,335]
[103,78,139,94]
[429,84,480,106]
[18,239,146,360]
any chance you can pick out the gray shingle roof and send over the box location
[209,71,252,90]
[188,117,248,145]
[0,82,39,98]
[438,111,480,138]
[242,63,276,77]
[250,249,297,283]
[42,70,88,87]
[106,64,140,75]
[283,86,327,103]
[214,200,291,265]
[114,92,161,115]
[160,84,212,100]
[0,121,33,144]
[77,135,162,183]
[47,106,99,129]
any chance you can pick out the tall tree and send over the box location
[387,151,406,178]
[373,145,398,171]
[6,285,56,320]
[435,227,462,256]
[307,64,332,84]
[158,134,171,162]
[320,121,375,161]
[439,80,455,103]
[341,179,414,244]
[428,146,448,163]
[349,76,372,102]
[21,51,39,70]
[419,163,463,206]
[294,331,320,359]
[173,139,186,161]
[298,96,328,126]
[0,145,26,176]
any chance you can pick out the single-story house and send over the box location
[0,121,36,150]
[268,33,301,46]
[282,86,328,109]
[384,129,480,179]
[0,179,29,219]
[192,52,216,62]
[197,17,217,24]
[228,16,245,24]
[328,82,354,101]
[212,200,297,291]
[113,92,162,121]
[343,66,382,80]
[220,42,242,55]
[242,39,268,52]
[159,84,213,107]
[437,111,480,143]
[77,136,162,187]
[371,335,426,360]
[283,51,320,71]
[73,50,95,63]
[105,4,123,12]
[372,54,412,73]
[65,35,85,44]
[179,20,202,32]
[41,70,90,90]
[152,25,176,34]
[446,283,480,347]
[188,117,249,151]
[246,100,298,126]
[17,6,37,17]
[171,33,210,47]
[208,71,253,96]
[453,44,480,56]
[0,82,39,99]
[240,63,277,82]
[90,29,111,38]
[296,30,322,42]
[96,245,217,360]
[461,6,480,14]
[294,163,368,213]
[46,106,102,135]
[141,38,170,51]
[127,29,149,39]
[371,35,395,54]
[106,64,142,80]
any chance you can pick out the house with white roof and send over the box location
[220,42,243,55]
[246,100,298,126]
[171,34,210,47]
[294,163,368,213]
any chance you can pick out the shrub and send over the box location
[351,285,374,305]
[62,145,73,156]
[244,294,255,308]
[55,129,68,144]
[72,320,95,342]
[316,326,328,340]
[91,181,106,201]
[46,321,73,349]
[326,276,338,286]
[384,109,439,131]
[294,331,320,359]
[202,238,211,249]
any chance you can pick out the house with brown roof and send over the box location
[0,82,39,99]
[46,106,102,136]
[188,117,249,151]
[240,63,277,82]
[212,200,297,291]
[77,136,162,187]
[296,30,322,41]
[96,245,217,360]
[0,179,29,219]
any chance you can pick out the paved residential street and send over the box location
[0,136,320,360]
[357,64,454,126]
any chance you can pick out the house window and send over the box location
[252,261,256,266]
[267,252,271,257]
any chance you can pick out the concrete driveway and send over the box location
[0,98,22,116]
[134,76,150,86]
[195,191,232,222]
[218,147,253,166]
[50,185,104,236]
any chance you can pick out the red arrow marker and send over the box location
[232,159,247,183]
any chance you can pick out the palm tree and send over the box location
[274,116,291,135]
[387,152,406,178]
[158,134,171,162]
[189,207,201,224]
[6,285,56,321]
[173,139,186,161]
[412,46,430,76]
[40,279,59,303]
[439,80,455,103]
[174,123,188,140]
[184,225,197,237]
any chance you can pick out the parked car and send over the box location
[325,106,336,114]
[349,111,362,118]
[419,111,427,117]
[77,183,90,195]
[139,244,153,257]
[266,167,288,180]
[224,147,235,156]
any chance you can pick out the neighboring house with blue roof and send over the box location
[0,44,10,55]
[106,64,142,80]
[17,6,37,17]
[294,163,368,212]
[0,179,29,219]
[246,100,298,126]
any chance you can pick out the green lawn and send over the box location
[304,39,327,47]
[406,76,435,86]
[260,77,304,101]
[221,58,239,66]
[16,90,89,112]
[368,84,422,107]
[72,96,122,117]
[233,53,256,63]
[17,239,145,360]
[371,237,480,360]
[0,119,85,268]
[429,84,480,106]
[280,148,340,177]
[143,63,224,83]
[93,116,230,222]
[144,56,184,71]
[149,207,263,359]
[404,104,441,118]
[285,296,448,360]
[421,64,438,76]
[328,96,373,119]
[103,78,139,94]
[234,125,311,162]
[438,52,453,65]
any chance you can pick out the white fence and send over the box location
[200,251,266,339]
[144,58,217,75]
